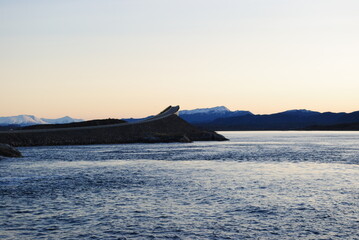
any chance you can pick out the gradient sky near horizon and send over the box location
[1,0,358,119]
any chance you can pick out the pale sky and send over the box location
[1,0,358,119]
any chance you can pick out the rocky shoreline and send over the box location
[0,143,22,158]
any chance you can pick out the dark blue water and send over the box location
[1,132,358,239]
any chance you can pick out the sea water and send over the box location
[0,131,358,239]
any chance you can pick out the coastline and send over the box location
[0,106,227,148]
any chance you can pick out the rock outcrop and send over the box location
[0,106,228,147]
[0,144,22,158]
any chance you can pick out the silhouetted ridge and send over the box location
[0,106,227,146]
[20,119,126,130]
[189,110,359,131]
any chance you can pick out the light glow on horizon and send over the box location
[1,0,358,119]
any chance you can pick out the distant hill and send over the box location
[0,115,47,126]
[3,108,359,131]
[179,107,359,131]
[0,115,83,127]
[122,106,252,124]
[41,116,83,124]
[179,106,252,124]
[0,125,21,131]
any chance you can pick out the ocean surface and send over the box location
[1,131,358,239]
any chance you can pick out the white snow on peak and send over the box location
[180,106,230,115]
[0,115,48,125]
[0,115,83,126]
[42,116,83,124]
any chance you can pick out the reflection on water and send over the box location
[1,132,358,239]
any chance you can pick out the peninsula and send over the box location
[0,106,227,148]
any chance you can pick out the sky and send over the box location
[1,0,358,119]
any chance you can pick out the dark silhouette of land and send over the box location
[188,110,359,131]
[304,122,359,131]
[0,125,19,131]
[0,144,22,158]
[0,106,227,148]
[20,119,126,130]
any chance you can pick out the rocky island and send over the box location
[0,106,227,152]
[0,143,22,158]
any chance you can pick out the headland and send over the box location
[0,106,227,149]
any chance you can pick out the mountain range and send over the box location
[0,115,83,130]
[179,106,252,124]
[179,107,359,130]
[1,106,359,131]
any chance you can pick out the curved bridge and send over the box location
[0,106,180,134]
[131,105,180,124]
[0,105,226,146]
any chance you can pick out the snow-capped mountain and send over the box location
[179,106,252,123]
[42,116,83,124]
[179,106,231,115]
[0,115,48,126]
[0,115,83,126]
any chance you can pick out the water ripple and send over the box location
[0,132,359,239]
